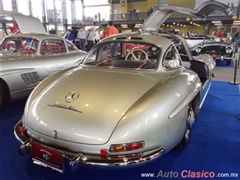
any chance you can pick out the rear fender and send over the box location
[24,67,74,115]
[0,78,11,102]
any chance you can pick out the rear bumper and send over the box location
[215,56,232,60]
[14,120,165,172]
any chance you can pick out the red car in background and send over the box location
[2,26,23,51]
[106,43,159,61]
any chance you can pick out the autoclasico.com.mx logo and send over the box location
[141,170,239,178]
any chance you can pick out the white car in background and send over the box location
[0,11,87,108]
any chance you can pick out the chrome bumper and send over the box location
[14,120,165,172]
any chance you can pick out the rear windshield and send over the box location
[83,41,161,70]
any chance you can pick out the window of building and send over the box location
[17,0,30,15]
[84,0,109,6]
[31,1,43,21]
[2,0,12,11]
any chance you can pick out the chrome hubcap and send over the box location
[187,107,195,130]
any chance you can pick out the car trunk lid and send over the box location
[26,68,156,145]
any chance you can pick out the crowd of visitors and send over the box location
[66,21,119,52]
[129,8,140,20]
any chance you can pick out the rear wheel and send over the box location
[175,102,195,150]
[226,59,231,65]
[0,84,6,109]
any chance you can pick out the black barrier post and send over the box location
[238,56,240,68]
[229,55,240,85]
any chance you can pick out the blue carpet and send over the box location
[0,81,240,180]
[216,59,234,67]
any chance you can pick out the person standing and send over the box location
[136,8,139,20]
[150,7,154,14]
[108,21,119,58]
[66,29,74,43]
[234,29,240,54]
[94,28,100,44]
[103,29,108,38]
[129,9,132,20]
[77,27,87,51]
[85,26,96,51]
[108,21,118,36]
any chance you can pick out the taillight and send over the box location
[100,149,109,157]
[113,145,125,152]
[19,119,26,136]
[126,143,143,151]
[19,126,25,136]
[110,141,144,152]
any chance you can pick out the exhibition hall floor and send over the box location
[0,64,239,180]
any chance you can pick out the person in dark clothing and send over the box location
[85,26,96,51]
[234,29,240,53]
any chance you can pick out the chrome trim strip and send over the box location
[32,158,64,173]
[11,87,34,95]
[14,120,165,171]
[199,81,211,109]
[48,103,82,114]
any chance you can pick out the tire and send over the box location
[0,84,6,109]
[226,60,231,65]
[175,102,195,150]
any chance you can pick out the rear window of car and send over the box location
[40,39,66,55]
[83,41,161,70]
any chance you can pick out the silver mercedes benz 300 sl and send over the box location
[14,1,230,173]
[0,11,87,108]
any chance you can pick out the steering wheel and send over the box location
[24,46,36,51]
[17,46,36,53]
[125,49,148,61]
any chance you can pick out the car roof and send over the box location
[5,33,65,41]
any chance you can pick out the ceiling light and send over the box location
[121,24,128,28]
[134,24,142,28]
[212,21,221,23]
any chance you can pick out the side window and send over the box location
[40,39,66,55]
[66,41,78,52]
[163,46,182,69]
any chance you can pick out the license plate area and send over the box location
[32,142,64,173]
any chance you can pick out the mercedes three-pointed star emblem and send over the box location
[64,92,79,103]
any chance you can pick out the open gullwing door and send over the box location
[1,10,46,33]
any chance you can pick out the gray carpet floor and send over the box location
[213,58,240,90]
